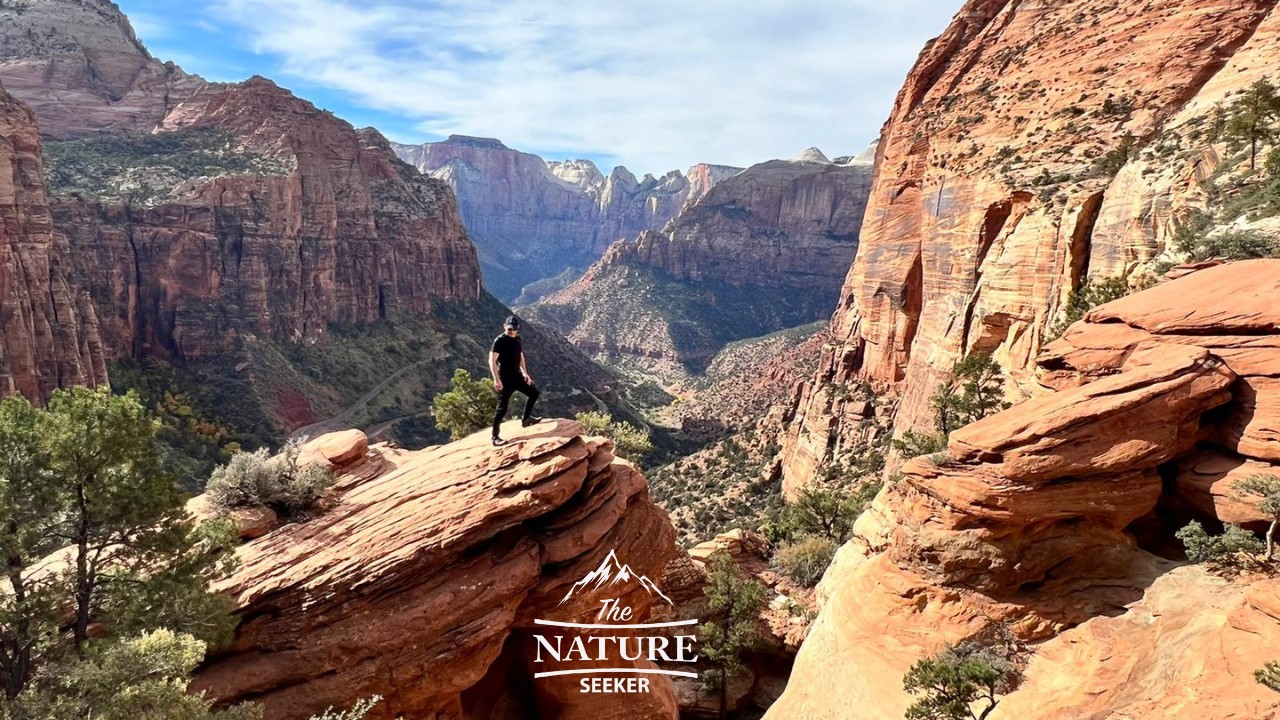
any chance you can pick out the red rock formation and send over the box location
[194,420,680,720]
[394,135,740,301]
[529,157,872,378]
[0,87,106,401]
[781,0,1280,489]
[767,261,1280,719]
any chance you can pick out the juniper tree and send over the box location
[431,369,496,440]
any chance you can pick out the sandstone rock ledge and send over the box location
[192,419,679,720]
[767,262,1280,720]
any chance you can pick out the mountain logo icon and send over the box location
[558,549,674,607]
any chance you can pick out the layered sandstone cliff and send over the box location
[394,136,740,301]
[194,420,680,720]
[0,88,106,400]
[528,155,873,379]
[767,261,1280,719]
[50,77,481,361]
[782,0,1280,487]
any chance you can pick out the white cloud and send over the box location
[210,0,962,173]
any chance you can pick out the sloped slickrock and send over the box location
[767,270,1280,720]
[1043,261,1280,463]
[528,158,872,379]
[0,87,106,400]
[781,0,1280,491]
[192,419,679,720]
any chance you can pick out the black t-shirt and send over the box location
[491,334,523,378]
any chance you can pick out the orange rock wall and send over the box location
[782,0,1280,487]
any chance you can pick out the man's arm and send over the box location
[520,352,531,382]
[490,351,502,389]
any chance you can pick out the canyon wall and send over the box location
[394,135,740,301]
[0,87,106,400]
[782,0,1280,488]
[528,155,873,379]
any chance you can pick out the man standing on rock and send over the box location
[491,315,542,446]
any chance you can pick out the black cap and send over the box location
[504,315,520,329]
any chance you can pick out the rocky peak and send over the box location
[0,0,204,137]
[790,146,831,164]
[192,420,680,720]
[546,158,605,190]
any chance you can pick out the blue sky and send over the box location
[117,0,962,175]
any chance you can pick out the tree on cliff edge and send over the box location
[1225,79,1280,171]
[903,627,1024,720]
[432,369,497,440]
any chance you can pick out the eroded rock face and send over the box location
[766,263,1280,719]
[193,420,679,720]
[781,0,1280,489]
[0,0,205,138]
[0,88,106,401]
[528,157,873,379]
[393,135,741,301]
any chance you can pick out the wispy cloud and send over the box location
[210,0,961,173]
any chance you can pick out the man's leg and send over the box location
[521,382,541,421]
[493,384,517,438]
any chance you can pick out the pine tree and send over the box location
[1225,79,1280,171]
[698,553,766,720]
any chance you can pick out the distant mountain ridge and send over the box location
[526,151,874,380]
[393,135,741,301]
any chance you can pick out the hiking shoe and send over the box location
[492,436,507,447]
[521,416,544,427]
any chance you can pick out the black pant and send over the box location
[493,375,540,437]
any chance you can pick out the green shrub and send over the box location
[11,630,261,720]
[1258,662,1280,693]
[894,430,949,459]
[1176,521,1264,565]
[771,536,838,587]
[207,440,333,519]
[1178,228,1280,261]
[575,411,653,460]
[431,369,497,440]
[307,697,384,720]
[1047,276,1131,340]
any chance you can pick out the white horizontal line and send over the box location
[533,619,699,629]
[534,668,699,679]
